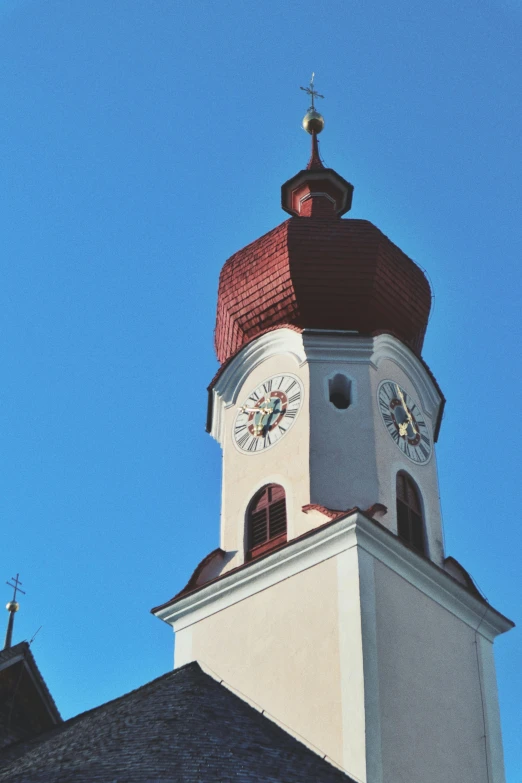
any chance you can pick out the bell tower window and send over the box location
[396,472,426,556]
[246,484,287,561]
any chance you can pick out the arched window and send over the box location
[246,484,287,561]
[396,472,426,556]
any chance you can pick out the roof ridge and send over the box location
[62,660,204,725]
[0,661,205,759]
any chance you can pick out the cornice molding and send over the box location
[354,515,512,641]
[302,330,373,363]
[154,512,512,642]
[209,328,444,443]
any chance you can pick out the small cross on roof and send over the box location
[300,73,324,110]
[7,573,25,603]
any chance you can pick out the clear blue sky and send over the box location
[0,0,520,777]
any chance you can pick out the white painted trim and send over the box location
[156,514,359,630]
[174,625,193,668]
[354,516,511,641]
[358,549,383,783]
[154,511,512,642]
[303,331,374,364]
[210,328,443,443]
[475,633,507,783]
[210,329,306,443]
[371,333,442,421]
[337,548,368,782]
[302,330,442,423]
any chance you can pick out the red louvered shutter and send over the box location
[247,484,287,560]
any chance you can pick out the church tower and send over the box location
[153,85,513,783]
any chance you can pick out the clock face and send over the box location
[233,373,303,453]
[378,380,432,464]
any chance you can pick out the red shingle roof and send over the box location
[215,217,431,364]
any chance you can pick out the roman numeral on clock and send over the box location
[237,433,249,449]
[385,382,396,399]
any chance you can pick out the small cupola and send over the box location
[281,77,353,218]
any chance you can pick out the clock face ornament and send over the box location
[233,374,303,453]
[378,380,432,464]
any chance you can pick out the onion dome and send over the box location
[214,94,431,365]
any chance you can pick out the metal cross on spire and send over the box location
[4,574,25,650]
[6,573,25,603]
[300,72,324,110]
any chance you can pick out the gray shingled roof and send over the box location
[0,661,354,783]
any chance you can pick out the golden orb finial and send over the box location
[6,601,19,612]
[302,109,325,135]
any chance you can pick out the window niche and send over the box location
[328,374,352,410]
[396,472,427,556]
[246,484,287,561]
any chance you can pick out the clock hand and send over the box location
[395,385,418,436]
[395,384,407,408]
[253,395,283,436]
[240,405,271,415]
[241,396,274,436]
[398,421,409,437]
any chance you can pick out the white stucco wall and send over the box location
[177,555,347,766]
[373,558,496,783]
